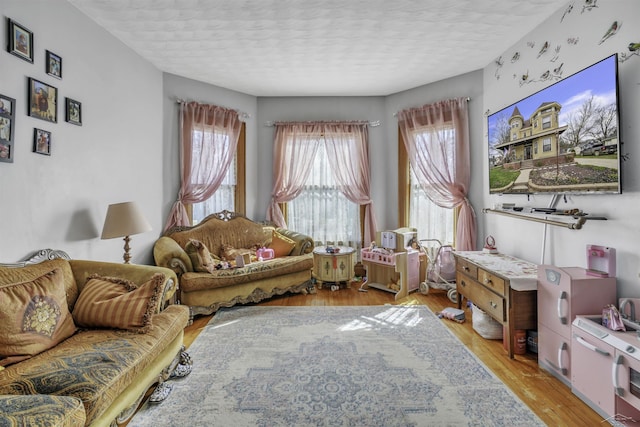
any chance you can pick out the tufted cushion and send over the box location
[72,273,164,333]
[269,230,296,257]
[185,238,218,273]
[0,268,77,367]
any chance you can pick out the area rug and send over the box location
[130,305,544,427]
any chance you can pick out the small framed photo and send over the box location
[33,128,51,156]
[46,50,62,79]
[65,98,82,126]
[28,77,57,123]
[7,18,33,63]
[0,142,12,163]
[0,117,13,143]
[0,95,15,116]
[0,94,16,163]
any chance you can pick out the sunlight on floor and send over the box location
[209,318,242,330]
[338,306,425,331]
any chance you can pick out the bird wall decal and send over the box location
[599,21,620,45]
[582,0,598,13]
[537,41,549,58]
[620,42,640,63]
[561,2,574,22]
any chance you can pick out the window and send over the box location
[287,136,361,246]
[398,128,456,246]
[190,123,246,224]
[542,116,551,129]
[408,170,455,245]
[542,137,551,152]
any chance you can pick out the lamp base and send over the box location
[123,235,132,264]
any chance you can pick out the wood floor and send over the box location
[182,282,605,427]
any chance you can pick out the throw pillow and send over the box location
[185,238,218,273]
[72,273,165,333]
[0,268,77,367]
[269,231,296,257]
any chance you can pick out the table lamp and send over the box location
[101,201,152,263]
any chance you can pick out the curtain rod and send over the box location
[264,120,381,127]
[392,97,471,117]
[175,98,251,119]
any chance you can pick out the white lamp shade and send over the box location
[101,201,152,239]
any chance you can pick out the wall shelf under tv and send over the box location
[483,208,607,230]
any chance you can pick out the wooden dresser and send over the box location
[453,251,538,358]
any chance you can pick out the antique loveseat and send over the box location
[153,211,314,317]
[0,250,191,427]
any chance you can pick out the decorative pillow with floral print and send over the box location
[0,268,77,366]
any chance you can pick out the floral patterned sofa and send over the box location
[0,249,191,427]
[153,211,315,318]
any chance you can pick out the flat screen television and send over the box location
[487,54,621,195]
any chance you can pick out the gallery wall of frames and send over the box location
[1,17,82,163]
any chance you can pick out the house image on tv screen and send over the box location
[487,54,621,195]
[497,102,567,165]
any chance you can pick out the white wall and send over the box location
[482,0,640,296]
[1,0,163,264]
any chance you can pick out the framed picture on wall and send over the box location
[33,128,51,156]
[46,50,62,79]
[28,77,57,123]
[0,94,16,163]
[65,98,82,126]
[0,142,12,162]
[0,95,15,116]
[7,18,34,63]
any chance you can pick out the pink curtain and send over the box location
[397,98,477,251]
[266,122,378,246]
[164,102,242,231]
[266,123,322,227]
[323,124,377,246]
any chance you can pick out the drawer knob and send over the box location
[490,301,497,309]
[460,280,466,287]
[484,278,492,285]
[462,266,469,271]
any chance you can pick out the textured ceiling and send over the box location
[67,0,568,96]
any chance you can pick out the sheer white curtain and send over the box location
[164,102,242,230]
[287,142,360,245]
[409,171,455,245]
[267,122,377,247]
[192,158,236,224]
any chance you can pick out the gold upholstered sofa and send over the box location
[153,211,315,317]
[0,249,191,427]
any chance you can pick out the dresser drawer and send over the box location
[456,258,477,278]
[473,283,506,322]
[456,272,477,300]
[477,268,507,297]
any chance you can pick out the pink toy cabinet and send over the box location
[537,265,617,386]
